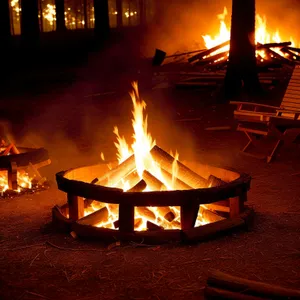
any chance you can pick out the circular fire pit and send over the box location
[0,146,50,191]
[53,161,252,244]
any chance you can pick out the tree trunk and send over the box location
[21,0,40,44]
[94,0,110,39]
[116,0,123,27]
[139,0,145,26]
[0,0,11,44]
[83,0,88,29]
[55,0,66,31]
[224,0,262,99]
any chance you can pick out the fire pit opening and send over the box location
[52,82,253,243]
[0,141,51,197]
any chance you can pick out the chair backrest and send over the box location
[281,65,300,112]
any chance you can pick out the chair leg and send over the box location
[242,131,253,152]
[267,139,284,163]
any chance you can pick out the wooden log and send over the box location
[97,155,136,187]
[207,175,227,188]
[11,144,20,154]
[150,145,208,188]
[207,269,300,299]
[204,286,266,300]
[114,217,143,229]
[281,48,300,61]
[160,168,192,190]
[8,161,17,190]
[142,170,167,191]
[156,207,176,222]
[256,41,291,49]
[199,206,225,223]
[115,170,140,189]
[107,204,119,215]
[287,46,300,53]
[205,203,230,213]
[188,40,229,63]
[196,51,229,66]
[258,44,292,63]
[77,206,109,226]
[147,221,163,231]
[2,144,13,156]
[68,194,84,221]
[127,179,147,192]
[136,207,156,222]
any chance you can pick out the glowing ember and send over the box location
[202,7,299,58]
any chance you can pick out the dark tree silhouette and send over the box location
[224,0,262,98]
[83,0,88,29]
[139,0,145,26]
[55,0,66,31]
[21,0,40,44]
[94,0,110,39]
[116,0,123,27]
[0,0,11,44]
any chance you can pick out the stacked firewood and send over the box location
[153,41,300,71]
[77,145,228,230]
[205,269,300,299]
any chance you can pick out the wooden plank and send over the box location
[284,93,300,99]
[181,202,199,230]
[285,88,300,94]
[118,204,134,232]
[229,196,244,218]
[288,84,300,89]
[8,161,17,190]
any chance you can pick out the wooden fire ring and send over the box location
[0,147,50,190]
[53,161,253,244]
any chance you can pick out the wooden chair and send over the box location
[230,65,300,162]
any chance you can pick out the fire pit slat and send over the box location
[230,193,246,218]
[180,202,199,230]
[68,194,84,221]
[119,204,135,233]
[8,161,17,190]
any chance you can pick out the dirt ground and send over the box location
[1,39,300,299]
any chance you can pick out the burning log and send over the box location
[114,217,143,229]
[147,221,163,231]
[257,43,292,63]
[207,269,300,299]
[142,170,167,191]
[196,51,229,66]
[287,46,300,53]
[127,179,147,192]
[97,155,136,187]
[135,207,156,222]
[115,170,140,189]
[256,41,291,49]
[77,206,109,226]
[150,145,208,188]
[160,168,192,190]
[156,207,176,222]
[200,206,225,223]
[280,48,300,61]
[188,40,229,63]
[207,175,227,187]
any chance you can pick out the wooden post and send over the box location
[118,204,134,232]
[180,202,199,230]
[67,194,84,221]
[8,161,17,190]
[55,0,66,31]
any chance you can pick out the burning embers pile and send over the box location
[155,7,300,69]
[75,82,227,231]
[0,140,48,197]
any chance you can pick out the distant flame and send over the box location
[202,7,299,57]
